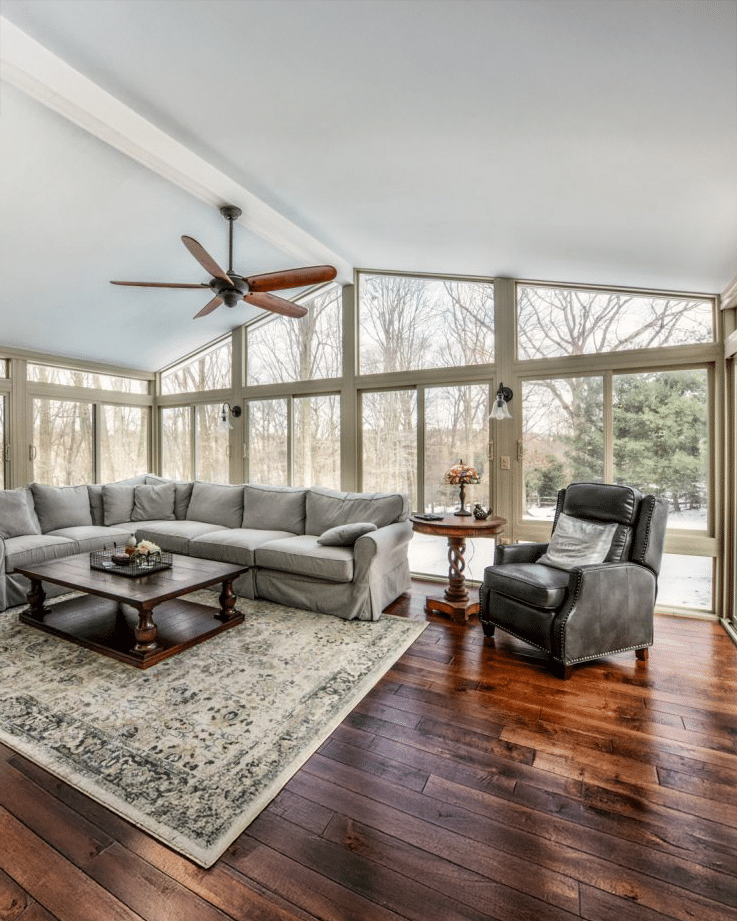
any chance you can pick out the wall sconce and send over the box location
[219,402,242,428]
[489,383,513,420]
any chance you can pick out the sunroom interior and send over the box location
[0,0,736,640]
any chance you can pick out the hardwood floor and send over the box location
[1,580,736,921]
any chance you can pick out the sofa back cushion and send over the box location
[305,486,408,535]
[0,487,41,539]
[88,475,149,526]
[145,476,195,519]
[243,484,306,534]
[31,483,93,532]
[186,482,244,529]
[132,483,176,521]
[102,483,137,526]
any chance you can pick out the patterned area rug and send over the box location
[0,592,425,867]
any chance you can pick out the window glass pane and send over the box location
[517,285,713,360]
[248,399,288,485]
[613,369,708,531]
[522,378,604,519]
[424,385,489,513]
[32,398,93,485]
[160,340,231,394]
[28,363,148,393]
[161,407,192,480]
[195,404,230,483]
[99,405,149,481]
[658,554,713,610]
[359,273,494,374]
[361,390,417,507]
[294,394,341,489]
[0,360,7,378]
[247,285,342,385]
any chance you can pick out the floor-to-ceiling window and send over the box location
[244,285,342,489]
[27,361,151,485]
[159,338,232,482]
[357,271,496,580]
[515,283,717,613]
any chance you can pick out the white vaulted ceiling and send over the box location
[1,0,736,370]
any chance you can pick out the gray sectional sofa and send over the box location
[0,476,412,620]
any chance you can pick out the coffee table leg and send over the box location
[216,578,240,622]
[26,578,50,621]
[133,602,159,652]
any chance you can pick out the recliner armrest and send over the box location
[552,561,656,663]
[494,541,548,566]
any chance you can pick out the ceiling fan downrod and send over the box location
[219,205,242,275]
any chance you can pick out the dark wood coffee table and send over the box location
[15,552,248,669]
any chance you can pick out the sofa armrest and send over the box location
[494,541,548,566]
[551,562,656,663]
[354,520,413,568]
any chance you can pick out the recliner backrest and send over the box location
[552,482,668,574]
[553,482,642,563]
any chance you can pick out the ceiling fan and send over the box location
[111,205,337,319]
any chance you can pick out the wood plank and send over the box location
[0,866,32,921]
[0,807,143,921]
[2,579,736,921]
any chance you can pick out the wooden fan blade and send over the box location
[111,281,209,288]
[244,292,308,318]
[181,236,232,286]
[245,265,337,293]
[194,295,223,319]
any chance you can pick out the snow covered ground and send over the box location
[409,534,713,612]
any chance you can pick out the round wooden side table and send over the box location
[410,513,507,624]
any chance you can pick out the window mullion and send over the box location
[603,371,613,483]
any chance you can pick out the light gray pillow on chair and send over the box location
[537,513,618,570]
[317,521,377,546]
[132,483,176,521]
[0,488,41,538]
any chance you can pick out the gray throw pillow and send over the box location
[538,513,618,570]
[31,483,93,532]
[186,482,244,529]
[102,483,136,526]
[317,521,377,546]
[132,483,176,521]
[0,488,41,539]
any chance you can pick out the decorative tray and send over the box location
[90,548,173,578]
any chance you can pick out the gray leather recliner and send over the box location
[479,483,669,678]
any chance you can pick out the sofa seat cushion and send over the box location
[483,563,570,609]
[131,520,226,555]
[4,534,77,572]
[255,535,354,583]
[189,528,297,567]
[47,526,131,555]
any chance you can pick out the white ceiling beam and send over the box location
[0,17,352,281]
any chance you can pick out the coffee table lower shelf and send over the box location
[20,594,244,669]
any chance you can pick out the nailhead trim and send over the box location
[480,618,549,652]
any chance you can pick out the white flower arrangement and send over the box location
[135,540,161,558]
